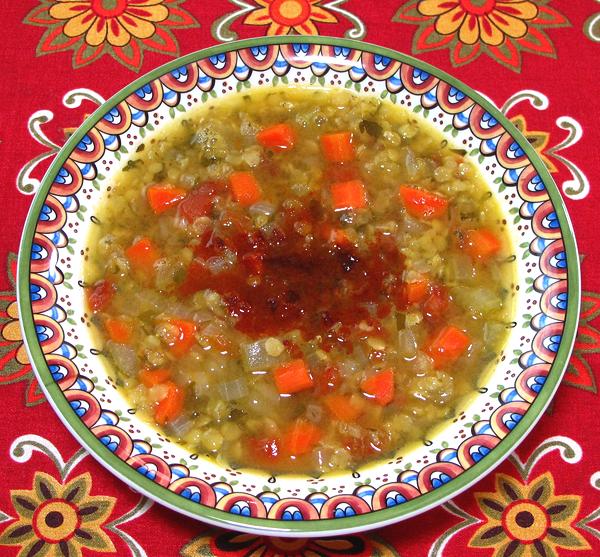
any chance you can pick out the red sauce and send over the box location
[178,197,405,346]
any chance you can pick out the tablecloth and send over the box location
[0,1,598,555]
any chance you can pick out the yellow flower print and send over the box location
[0,472,116,556]
[24,0,199,71]
[48,0,168,47]
[419,0,538,46]
[394,0,570,72]
[244,0,337,35]
[470,472,590,556]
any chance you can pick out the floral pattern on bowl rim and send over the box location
[17,36,580,536]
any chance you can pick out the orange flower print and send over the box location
[0,472,116,556]
[49,0,169,48]
[24,0,199,71]
[420,0,538,46]
[244,0,338,35]
[394,0,570,72]
[470,472,590,555]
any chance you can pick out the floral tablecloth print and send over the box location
[0,1,598,556]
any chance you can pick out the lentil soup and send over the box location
[85,87,515,475]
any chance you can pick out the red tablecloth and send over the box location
[0,1,598,555]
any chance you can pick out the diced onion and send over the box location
[306,404,323,423]
[168,415,194,438]
[105,341,139,376]
[241,340,281,371]
[218,378,249,401]
[398,329,418,359]
[452,286,501,315]
[412,351,434,374]
[206,256,229,274]
[249,201,276,217]
[446,253,475,283]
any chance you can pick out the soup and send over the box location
[85,87,514,474]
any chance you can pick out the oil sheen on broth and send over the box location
[85,87,515,475]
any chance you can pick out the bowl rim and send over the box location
[17,35,580,536]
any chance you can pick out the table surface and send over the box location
[0,1,598,555]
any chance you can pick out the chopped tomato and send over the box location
[248,437,282,463]
[242,252,264,275]
[343,429,389,459]
[423,285,450,322]
[314,366,341,395]
[399,186,448,220]
[178,182,223,221]
[87,279,115,313]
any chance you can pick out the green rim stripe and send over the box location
[17,35,580,536]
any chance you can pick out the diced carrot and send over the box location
[229,171,261,206]
[154,381,185,425]
[139,368,171,388]
[282,419,322,456]
[463,228,502,260]
[165,318,197,358]
[273,359,313,394]
[324,162,360,183]
[125,237,160,275]
[87,279,115,313]
[426,325,471,369]
[321,132,355,162]
[146,184,187,215]
[256,123,296,151]
[324,394,362,422]
[405,279,430,305]
[330,179,368,211]
[398,186,448,220]
[104,317,134,344]
[361,369,395,406]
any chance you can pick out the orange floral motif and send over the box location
[24,0,199,71]
[0,471,116,556]
[243,0,338,35]
[420,0,538,46]
[0,254,44,406]
[470,472,590,555]
[394,0,570,72]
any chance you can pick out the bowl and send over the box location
[18,36,580,536]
